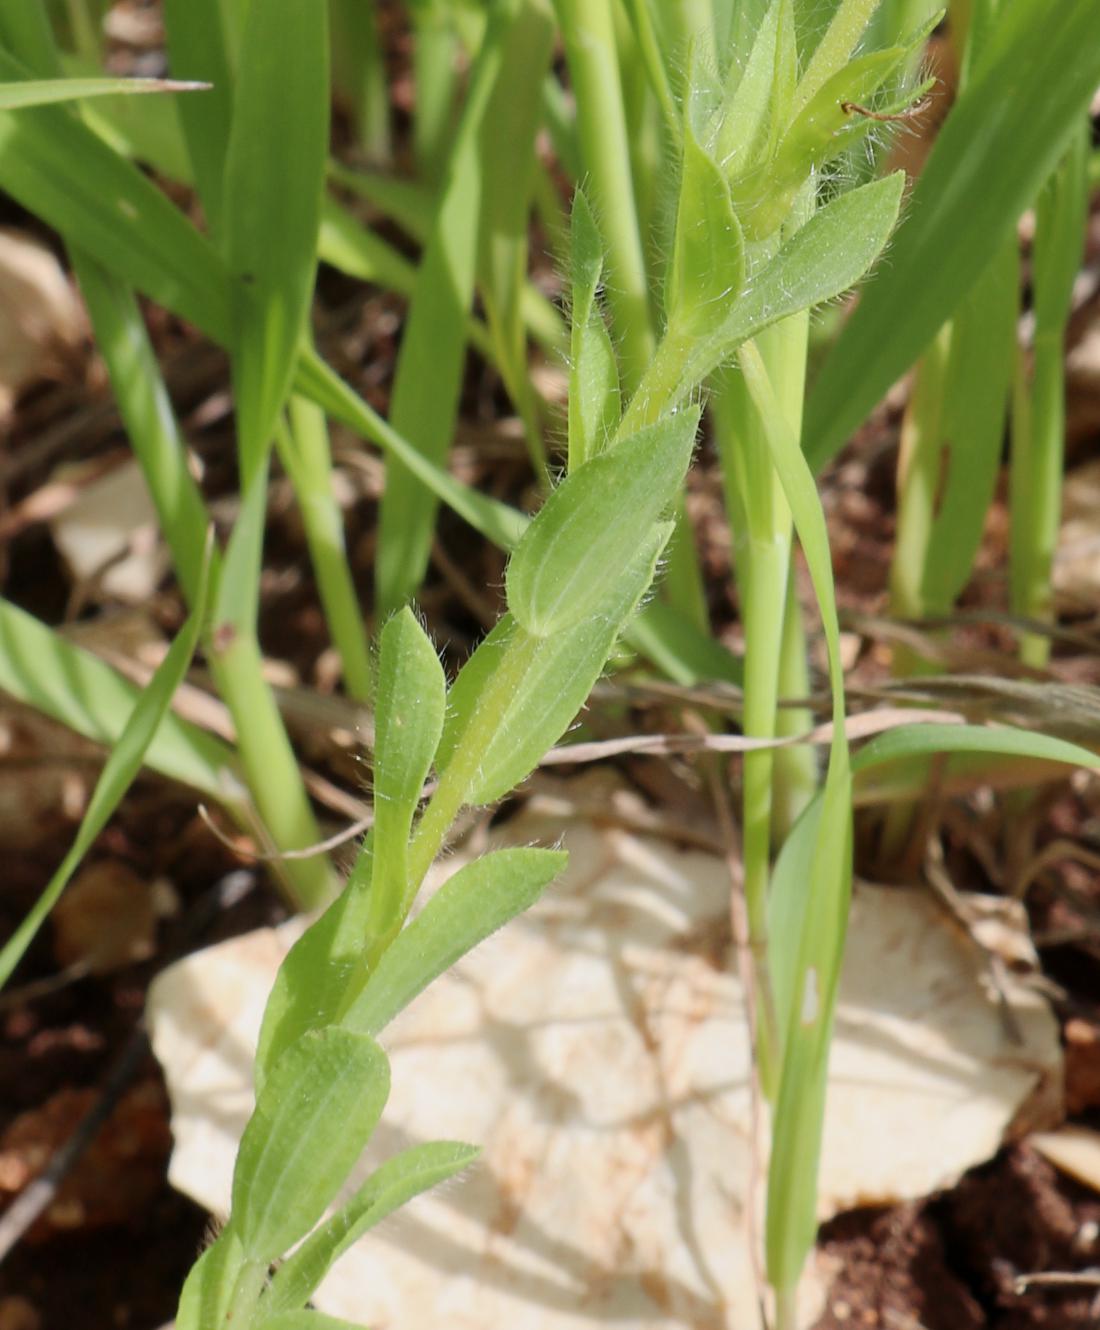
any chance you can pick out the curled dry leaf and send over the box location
[0,229,85,419]
[148,811,1060,1328]
[50,859,157,975]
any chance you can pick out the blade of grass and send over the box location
[163,0,235,237]
[0,75,209,110]
[0,572,211,989]
[736,342,854,1309]
[374,4,513,618]
[330,0,390,163]
[476,0,555,479]
[0,45,233,340]
[805,0,1100,472]
[0,596,243,806]
[75,252,333,909]
[1010,122,1090,668]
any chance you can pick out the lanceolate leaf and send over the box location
[369,610,447,940]
[440,525,672,805]
[0,597,241,804]
[507,409,699,636]
[265,1142,480,1314]
[342,848,567,1036]
[231,1029,390,1262]
[806,0,1100,471]
[674,171,905,403]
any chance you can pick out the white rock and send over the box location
[148,815,1060,1329]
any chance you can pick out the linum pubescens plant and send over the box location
[4,2,1100,1328]
[173,4,931,1324]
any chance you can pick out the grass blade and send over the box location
[0,76,209,110]
[806,0,1100,471]
[374,7,508,617]
[0,566,210,989]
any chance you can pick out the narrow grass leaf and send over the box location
[805,0,1100,471]
[0,568,209,989]
[737,343,854,1298]
[342,848,567,1037]
[0,76,208,110]
[295,350,528,552]
[232,1028,390,1262]
[476,0,556,470]
[919,241,1017,610]
[0,597,239,803]
[0,48,232,341]
[222,0,329,480]
[277,397,373,701]
[375,10,508,618]
[852,722,1100,776]
[164,0,234,235]
[507,410,699,637]
[265,1141,480,1314]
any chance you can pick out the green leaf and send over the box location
[442,524,672,804]
[265,1141,480,1314]
[791,0,882,116]
[735,45,913,239]
[369,610,447,940]
[0,47,232,342]
[232,1028,390,1262]
[375,10,508,618]
[342,848,566,1036]
[918,240,1017,611]
[0,598,239,806]
[852,722,1100,777]
[736,343,854,1298]
[712,0,789,177]
[0,75,208,110]
[666,124,744,331]
[175,1227,245,1330]
[253,839,376,1093]
[677,171,905,401]
[295,351,529,555]
[164,0,235,235]
[261,1314,364,1330]
[805,0,1100,472]
[222,0,329,479]
[567,189,620,469]
[0,559,210,989]
[507,410,699,637]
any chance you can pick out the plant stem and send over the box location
[278,397,373,702]
[555,0,655,394]
[772,565,817,841]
